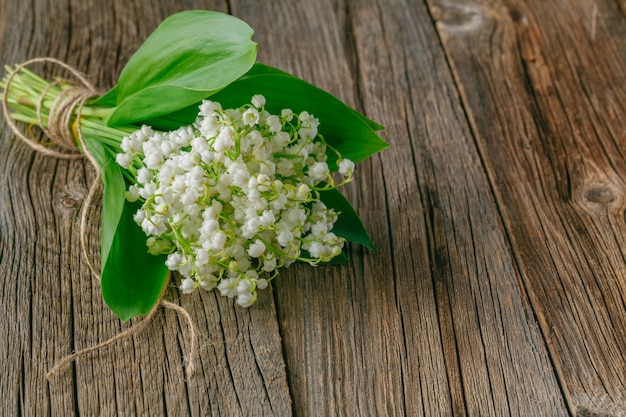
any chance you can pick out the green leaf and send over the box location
[320,188,376,251]
[91,85,117,108]
[83,138,125,267]
[83,138,167,321]
[210,64,389,168]
[106,10,257,126]
[101,200,170,321]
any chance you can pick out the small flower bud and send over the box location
[247,240,265,258]
[180,278,196,294]
[338,158,355,176]
[116,153,133,169]
[251,94,266,108]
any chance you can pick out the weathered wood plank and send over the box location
[428,0,626,415]
[238,0,570,415]
[0,1,292,416]
[5,0,623,415]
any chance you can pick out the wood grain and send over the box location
[0,1,291,416]
[237,0,568,415]
[427,0,626,415]
[1,0,625,415]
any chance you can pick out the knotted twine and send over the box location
[2,57,196,379]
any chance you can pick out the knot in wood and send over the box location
[432,1,485,32]
[583,187,615,205]
[61,197,80,208]
[54,186,86,213]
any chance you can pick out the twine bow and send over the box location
[2,57,103,278]
[2,57,196,380]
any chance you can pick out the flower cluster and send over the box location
[116,95,354,306]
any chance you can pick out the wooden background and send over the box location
[1,0,625,415]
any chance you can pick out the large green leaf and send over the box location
[83,138,167,320]
[101,200,170,321]
[105,10,257,126]
[320,188,375,251]
[83,138,125,267]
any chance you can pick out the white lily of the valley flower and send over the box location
[116,95,355,307]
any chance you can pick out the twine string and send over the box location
[2,57,196,380]
[46,299,197,380]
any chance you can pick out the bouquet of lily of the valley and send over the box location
[1,11,387,321]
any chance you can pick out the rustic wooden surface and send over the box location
[1,0,625,415]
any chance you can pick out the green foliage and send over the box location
[83,138,125,267]
[102,10,257,125]
[86,139,168,321]
[100,200,170,322]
